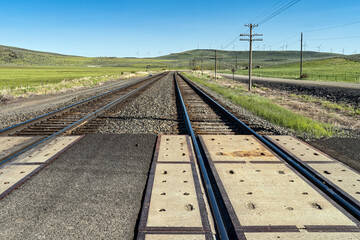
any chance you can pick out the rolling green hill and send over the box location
[0,45,174,68]
[0,45,341,69]
[156,49,341,69]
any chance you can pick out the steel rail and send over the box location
[0,73,163,135]
[174,73,229,240]
[0,74,163,166]
[178,72,360,221]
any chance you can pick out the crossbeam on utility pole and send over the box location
[240,24,263,91]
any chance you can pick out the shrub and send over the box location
[300,73,308,79]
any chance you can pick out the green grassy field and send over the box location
[0,66,153,96]
[0,66,146,89]
[183,72,336,138]
[1,44,359,95]
[229,58,360,83]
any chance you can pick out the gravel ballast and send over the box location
[0,76,144,130]
[98,73,178,134]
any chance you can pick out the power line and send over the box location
[249,0,289,23]
[307,35,360,41]
[258,0,301,25]
[304,20,360,33]
[222,0,301,50]
[271,33,299,47]
[266,19,360,49]
[222,29,248,50]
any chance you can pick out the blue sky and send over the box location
[0,0,359,57]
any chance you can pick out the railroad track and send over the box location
[176,72,360,239]
[0,73,167,166]
[137,72,360,239]
[1,71,359,239]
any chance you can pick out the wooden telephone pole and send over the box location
[201,56,204,75]
[210,50,223,80]
[240,24,263,91]
[215,50,217,79]
[235,51,238,70]
[300,32,303,78]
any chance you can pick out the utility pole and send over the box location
[215,50,217,79]
[235,51,238,70]
[210,50,218,80]
[300,32,303,78]
[209,50,222,80]
[240,24,263,91]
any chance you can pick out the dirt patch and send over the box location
[307,138,360,172]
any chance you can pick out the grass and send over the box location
[225,58,360,83]
[0,66,149,97]
[290,94,360,116]
[0,66,143,89]
[183,72,336,138]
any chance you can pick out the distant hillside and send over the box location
[0,45,89,65]
[0,45,342,69]
[156,49,341,69]
[0,45,174,68]
[346,54,360,62]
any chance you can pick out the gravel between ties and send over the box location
[0,77,142,130]
[98,73,179,134]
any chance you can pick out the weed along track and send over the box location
[0,72,359,239]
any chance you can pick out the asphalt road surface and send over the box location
[0,134,157,240]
